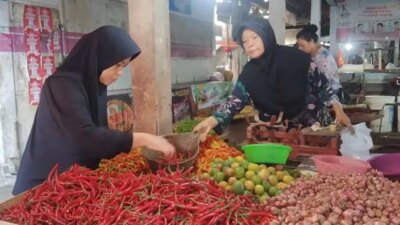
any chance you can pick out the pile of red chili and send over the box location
[0,164,274,224]
[166,151,193,165]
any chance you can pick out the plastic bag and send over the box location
[340,122,373,160]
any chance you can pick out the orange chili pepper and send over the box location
[97,148,150,175]
[195,135,244,174]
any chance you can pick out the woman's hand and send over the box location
[336,111,353,128]
[333,103,355,134]
[193,116,218,142]
[133,133,175,160]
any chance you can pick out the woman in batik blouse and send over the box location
[296,24,352,132]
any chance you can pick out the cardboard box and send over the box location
[172,87,194,123]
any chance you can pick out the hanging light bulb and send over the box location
[345,43,353,51]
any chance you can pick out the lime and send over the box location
[267,166,276,175]
[282,175,294,184]
[240,160,249,170]
[239,178,247,184]
[201,173,210,179]
[252,175,262,185]
[218,181,228,188]
[276,171,285,181]
[214,172,225,183]
[216,163,223,170]
[209,168,219,176]
[244,180,255,191]
[224,167,234,177]
[276,182,287,190]
[223,158,234,167]
[245,170,255,180]
[268,175,279,186]
[268,186,278,196]
[234,167,245,179]
[248,163,260,172]
[235,156,244,162]
[257,168,270,181]
[258,194,269,204]
[214,158,223,164]
[275,189,283,196]
[290,170,302,178]
[228,177,237,185]
[261,180,271,191]
[232,181,245,195]
[254,184,265,196]
[231,162,240,170]
[244,190,252,195]
[224,185,232,192]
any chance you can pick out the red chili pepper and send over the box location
[207,212,226,225]
[0,164,275,224]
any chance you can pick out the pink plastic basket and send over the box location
[312,155,371,175]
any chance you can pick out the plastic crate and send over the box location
[246,122,340,158]
[297,132,340,156]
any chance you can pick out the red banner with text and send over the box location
[24,5,55,105]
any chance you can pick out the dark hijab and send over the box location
[57,25,141,126]
[233,16,311,119]
[12,26,141,195]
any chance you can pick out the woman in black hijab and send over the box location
[194,16,311,140]
[13,25,175,195]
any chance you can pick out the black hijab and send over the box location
[57,25,141,126]
[233,16,311,119]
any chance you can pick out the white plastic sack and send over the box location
[340,122,373,160]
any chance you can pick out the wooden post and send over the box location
[127,0,172,135]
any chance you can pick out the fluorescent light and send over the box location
[345,43,353,50]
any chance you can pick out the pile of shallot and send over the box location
[267,170,400,225]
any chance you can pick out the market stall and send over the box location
[2,0,400,224]
[1,129,400,224]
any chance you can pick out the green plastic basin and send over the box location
[241,143,292,164]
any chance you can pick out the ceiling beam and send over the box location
[286,0,310,17]
[286,24,308,29]
[249,0,269,9]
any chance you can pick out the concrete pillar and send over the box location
[311,0,322,37]
[329,6,339,60]
[394,40,399,67]
[269,0,286,45]
[128,0,172,135]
